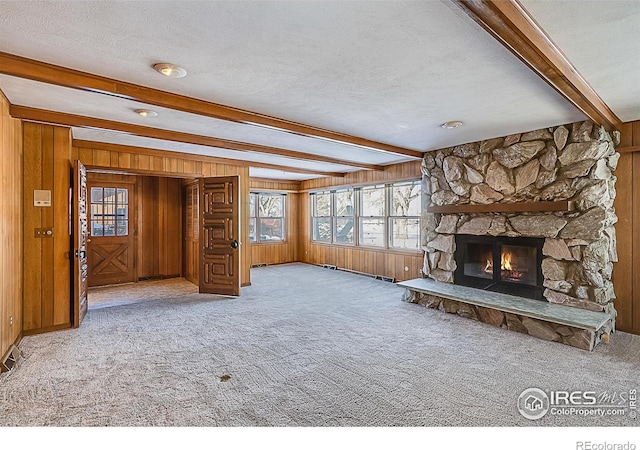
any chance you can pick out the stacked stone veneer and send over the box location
[412,120,620,348]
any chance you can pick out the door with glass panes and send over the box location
[87,182,135,287]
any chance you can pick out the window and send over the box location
[360,185,386,247]
[249,192,285,242]
[310,180,421,250]
[90,187,129,237]
[334,189,354,244]
[312,191,332,242]
[389,180,421,250]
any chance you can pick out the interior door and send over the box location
[73,160,88,327]
[87,181,136,287]
[199,176,241,295]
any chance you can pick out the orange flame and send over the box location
[501,251,512,271]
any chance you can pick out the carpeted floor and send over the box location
[1,263,639,426]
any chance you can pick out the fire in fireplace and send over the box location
[454,235,544,300]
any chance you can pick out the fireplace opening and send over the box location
[455,235,544,300]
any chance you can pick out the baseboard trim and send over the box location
[22,323,71,336]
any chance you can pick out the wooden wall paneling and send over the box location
[22,123,72,334]
[613,122,634,333]
[158,177,168,276]
[159,177,182,277]
[22,123,42,330]
[94,149,110,167]
[249,190,299,266]
[0,91,23,357]
[52,126,71,326]
[240,167,251,286]
[137,176,158,279]
[40,125,55,327]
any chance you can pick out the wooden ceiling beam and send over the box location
[73,139,346,178]
[451,0,623,131]
[0,51,422,158]
[10,105,380,170]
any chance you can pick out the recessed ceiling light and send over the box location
[153,63,187,78]
[135,109,158,118]
[441,121,463,129]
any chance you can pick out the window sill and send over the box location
[251,240,288,245]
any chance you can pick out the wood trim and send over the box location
[85,166,202,180]
[10,105,381,171]
[0,51,422,158]
[617,145,640,154]
[22,323,71,336]
[451,0,622,131]
[75,140,345,178]
[426,200,574,213]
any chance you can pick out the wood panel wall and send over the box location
[22,123,72,334]
[0,90,23,357]
[298,160,423,282]
[137,176,182,279]
[300,160,421,191]
[614,122,640,334]
[87,172,183,282]
[74,144,251,286]
[249,178,301,266]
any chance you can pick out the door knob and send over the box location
[231,240,239,249]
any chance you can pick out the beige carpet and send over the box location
[1,263,639,426]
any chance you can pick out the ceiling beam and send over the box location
[451,0,623,131]
[0,51,423,158]
[10,105,382,170]
[73,140,346,178]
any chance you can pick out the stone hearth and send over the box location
[409,120,620,349]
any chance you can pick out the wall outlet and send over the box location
[9,316,13,326]
[404,266,409,272]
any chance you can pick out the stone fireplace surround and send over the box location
[404,120,620,350]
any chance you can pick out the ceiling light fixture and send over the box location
[441,121,463,129]
[153,63,187,78]
[135,109,158,118]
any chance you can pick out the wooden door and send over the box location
[73,161,89,327]
[199,176,241,295]
[87,181,136,287]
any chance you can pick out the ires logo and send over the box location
[518,388,635,420]
[550,391,598,406]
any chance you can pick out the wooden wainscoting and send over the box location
[613,121,640,334]
[22,123,72,334]
[249,178,300,267]
[0,90,23,357]
[297,161,424,283]
[297,190,423,282]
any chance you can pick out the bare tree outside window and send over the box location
[250,192,285,242]
[310,180,421,249]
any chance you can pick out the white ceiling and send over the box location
[0,0,636,180]
[521,0,640,123]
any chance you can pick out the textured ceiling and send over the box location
[0,0,630,179]
[521,0,640,123]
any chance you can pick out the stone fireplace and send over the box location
[407,120,620,349]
